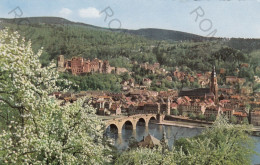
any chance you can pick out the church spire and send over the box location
[212,66,216,78]
[210,66,218,104]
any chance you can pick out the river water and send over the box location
[106,122,260,164]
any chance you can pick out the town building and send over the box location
[204,106,221,119]
[141,62,160,74]
[251,110,260,126]
[233,111,248,123]
[179,67,219,104]
[128,102,159,115]
[138,134,161,148]
[110,103,122,115]
[226,76,246,85]
[57,55,115,75]
[226,76,237,84]
[222,108,234,120]
[178,104,206,116]
[142,78,152,88]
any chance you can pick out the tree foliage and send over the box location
[116,117,255,165]
[0,29,112,164]
[58,73,121,92]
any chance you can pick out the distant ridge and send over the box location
[111,28,210,42]
[0,16,209,42]
[0,17,103,29]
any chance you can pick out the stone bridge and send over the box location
[105,114,160,134]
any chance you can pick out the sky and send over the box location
[1,0,260,38]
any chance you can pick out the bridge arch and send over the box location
[148,116,157,123]
[104,114,159,134]
[136,118,146,126]
[122,120,134,129]
[106,124,119,134]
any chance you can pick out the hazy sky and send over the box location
[1,0,260,38]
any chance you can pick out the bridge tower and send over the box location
[157,114,164,123]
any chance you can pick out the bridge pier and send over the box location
[132,120,137,131]
[145,119,149,127]
[132,130,137,139]
[116,133,123,144]
[118,123,124,134]
[158,114,165,123]
[145,126,149,135]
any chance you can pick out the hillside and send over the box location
[0,17,208,42]
[1,16,259,91]
[111,28,209,42]
[2,17,260,50]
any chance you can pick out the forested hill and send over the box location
[0,17,208,42]
[2,17,260,46]
[1,16,259,79]
[0,17,104,30]
[111,28,208,42]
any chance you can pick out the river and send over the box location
[106,122,260,165]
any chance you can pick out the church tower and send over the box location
[210,66,218,104]
[57,55,65,68]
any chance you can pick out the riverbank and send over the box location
[157,120,210,128]
[160,119,260,138]
[159,115,213,128]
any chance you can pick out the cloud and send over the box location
[59,8,72,16]
[78,7,101,18]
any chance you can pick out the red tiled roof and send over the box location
[195,99,201,102]
[220,99,230,103]
[252,111,260,115]
[170,103,178,108]
[222,108,233,112]
[226,76,237,78]
[138,102,145,106]
[197,73,202,77]
[184,96,191,102]
[110,103,120,111]
[250,102,260,105]
[230,95,240,99]
[126,101,135,105]
[206,106,218,111]
[98,95,111,99]
[233,111,247,117]
[125,97,132,102]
